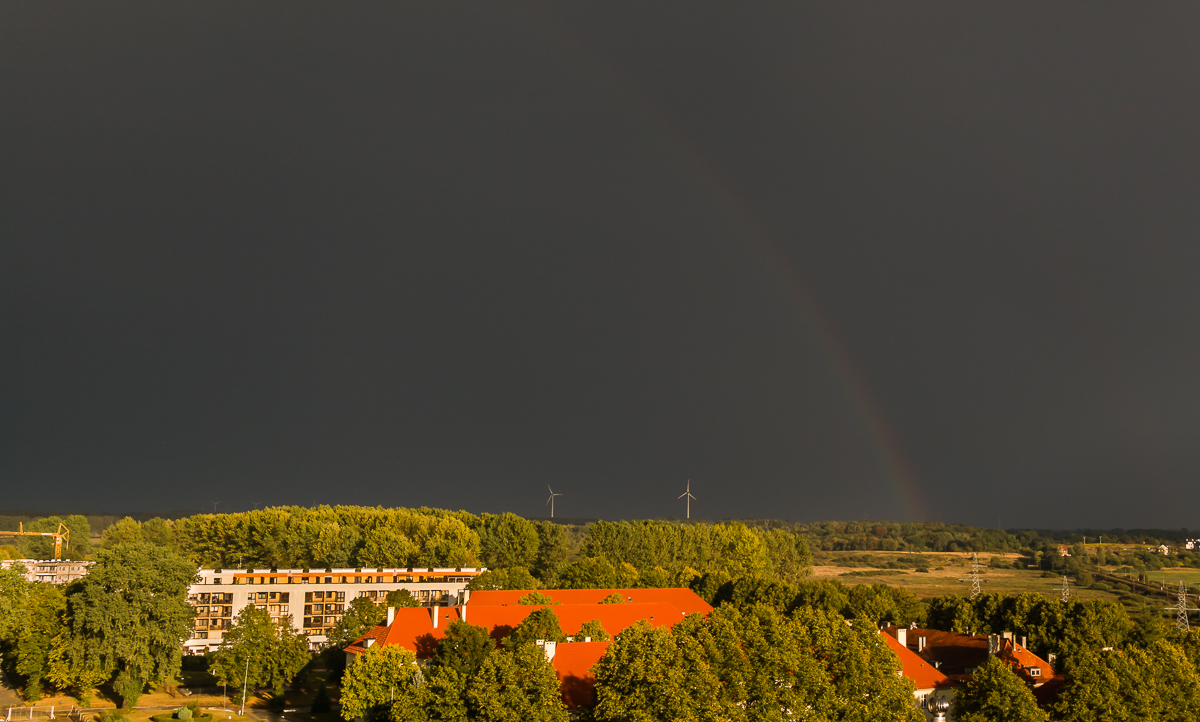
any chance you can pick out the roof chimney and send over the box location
[387,607,396,626]
[536,640,557,662]
[431,606,438,629]
[461,604,466,623]
[918,637,927,652]
[1021,636,1027,649]
[988,634,999,656]
[896,627,907,648]
[463,589,471,605]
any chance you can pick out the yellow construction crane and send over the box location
[0,522,70,560]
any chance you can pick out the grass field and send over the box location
[811,551,1130,605]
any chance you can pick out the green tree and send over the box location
[327,596,385,647]
[464,643,568,722]
[140,518,177,548]
[432,620,495,678]
[102,517,144,546]
[391,664,469,722]
[953,657,1048,722]
[533,521,569,583]
[1056,641,1200,722]
[52,543,196,707]
[592,619,721,722]
[359,528,419,568]
[576,619,609,641]
[598,592,625,604]
[340,645,422,721]
[518,592,555,606]
[385,589,420,608]
[466,567,539,591]
[1,575,67,701]
[505,608,565,650]
[556,557,637,589]
[313,523,360,569]
[211,607,310,701]
[791,578,850,616]
[479,514,540,570]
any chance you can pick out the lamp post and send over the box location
[240,654,250,716]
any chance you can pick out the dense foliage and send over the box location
[0,544,197,705]
[592,606,921,722]
[210,607,309,702]
[341,620,567,722]
[952,657,1048,722]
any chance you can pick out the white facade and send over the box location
[0,559,92,584]
[185,567,486,653]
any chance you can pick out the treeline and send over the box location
[0,514,94,560]
[69,508,816,589]
[786,519,1199,554]
[688,572,1140,669]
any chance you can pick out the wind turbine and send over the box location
[678,480,696,520]
[210,501,222,513]
[546,486,562,518]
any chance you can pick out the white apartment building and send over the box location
[0,559,92,584]
[185,567,487,653]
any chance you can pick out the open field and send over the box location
[811,551,1125,604]
[1141,568,1200,587]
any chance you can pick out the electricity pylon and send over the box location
[958,553,983,600]
[1165,581,1200,632]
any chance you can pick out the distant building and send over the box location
[1158,545,1171,555]
[185,567,486,653]
[1058,545,1071,557]
[0,559,91,584]
[1186,539,1199,551]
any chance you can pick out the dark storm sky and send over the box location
[3,3,1200,529]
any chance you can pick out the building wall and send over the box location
[185,567,486,653]
[913,688,956,721]
[0,559,92,584]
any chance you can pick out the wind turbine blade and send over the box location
[678,491,688,499]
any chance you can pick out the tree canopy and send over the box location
[211,607,310,701]
[51,542,196,707]
[328,596,387,648]
[953,657,1048,722]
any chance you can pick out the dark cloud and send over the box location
[2,3,1199,528]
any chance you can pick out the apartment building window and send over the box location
[213,578,222,585]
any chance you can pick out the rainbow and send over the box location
[528,10,927,521]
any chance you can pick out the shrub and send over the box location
[177,707,192,720]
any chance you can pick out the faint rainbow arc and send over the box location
[528,8,927,521]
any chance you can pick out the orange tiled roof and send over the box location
[882,626,1055,686]
[466,588,713,615]
[348,602,689,658]
[552,641,611,709]
[878,630,955,691]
